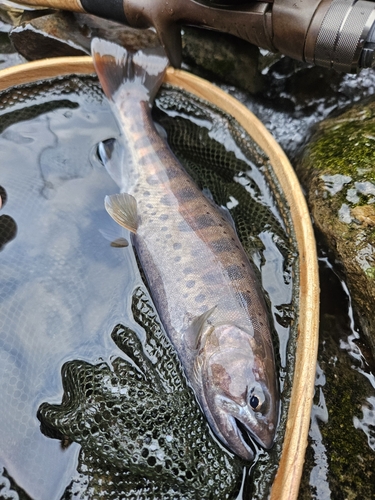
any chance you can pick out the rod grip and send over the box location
[12,0,85,11]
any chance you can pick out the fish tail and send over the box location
[91,38,169,106]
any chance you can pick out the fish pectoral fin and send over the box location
[186,306,217,351]
[105,193,138,234]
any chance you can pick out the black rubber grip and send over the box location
[80,0,127,23]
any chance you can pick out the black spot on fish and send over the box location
[184,267,193,275]
[186,280,195,288]
[147,174,161,186]
[173,242,182,250]
[226,265,244,280]
[190,214,216,230]
[159,214,168,221]
[176,187,197,202]
[161,226,168,231]
[175,256,181,262]
[195,294,206,303]
[146,203,154,209]
[209,238,235,253]
[160,194,174,206]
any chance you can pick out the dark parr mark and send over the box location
[176,187,197,203]
[186,280,195,288]
[209,238,235,254]
[226,264,244,281]
[165,165,182,180]
[189,214,217,231]
[237,291,252,307]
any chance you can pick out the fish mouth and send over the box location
[234,418,257,457]
[233,416,273,454]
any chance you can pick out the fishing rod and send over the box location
[5,0,375,73]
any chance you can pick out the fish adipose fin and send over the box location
[91,38,169,105]
[105,193,138,234]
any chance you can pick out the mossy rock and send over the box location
[296,97,375,357]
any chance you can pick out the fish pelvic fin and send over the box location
[105,193,138,234]
[91,38,169,105]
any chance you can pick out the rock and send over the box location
[296,97,375,357]
[9,11,160,60]
[181,26,263,94]
[299,262,375,499]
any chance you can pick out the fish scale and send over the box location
[92,38,279,461]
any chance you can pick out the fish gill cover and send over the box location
[0,75,298,499]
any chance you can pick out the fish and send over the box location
[91,38,279,461]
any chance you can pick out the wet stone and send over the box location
[296,96,375,359]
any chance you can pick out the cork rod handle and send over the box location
[11,0,85,10]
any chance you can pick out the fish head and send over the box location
[200,324,278,461]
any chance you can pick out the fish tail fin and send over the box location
[91,38,169,106]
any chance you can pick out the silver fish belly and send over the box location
[92,38,279,461]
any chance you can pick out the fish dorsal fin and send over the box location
[186,306,217,351]
[91,38,169,105]
[105,193,138,234]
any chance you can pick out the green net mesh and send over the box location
[0,74,299,499]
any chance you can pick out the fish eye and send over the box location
[249,395,261,411]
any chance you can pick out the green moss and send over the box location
[365,267,375,279]
[309,121,375,180]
